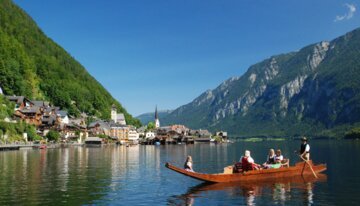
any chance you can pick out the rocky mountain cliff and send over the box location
[162,28,360,137]
[0,0,140,126]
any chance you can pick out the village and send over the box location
[1,95,228,147]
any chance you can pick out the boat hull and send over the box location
[165,161,326,183]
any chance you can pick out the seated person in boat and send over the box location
[275,149,289,167]
[240,150,260,171]
[262,149,276,168]
[184,155,194,172]
[275,149,283,163]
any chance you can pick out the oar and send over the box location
[299,155,318,178]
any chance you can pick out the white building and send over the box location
[111,105,126,125]
[128,129,139,142]
[117,113,126,125]
[57,110,69,124]
[145,131,155,139]
[111,105,117,123]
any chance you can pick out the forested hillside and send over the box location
[0,95,40,142]
[0,0,140,126]
[136,110,173,125]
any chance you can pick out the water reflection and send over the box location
[272,182,290,205]
[168,174,326,205]
[0,140,358,205]
[0,146,116,205]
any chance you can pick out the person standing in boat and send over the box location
[300,137,310,160]
[184,155,194,172]
[240,150,260,171]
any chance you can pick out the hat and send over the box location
[301,136,307,141]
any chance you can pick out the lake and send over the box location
[0,140,359,205]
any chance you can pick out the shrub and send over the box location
[344,127,360,139]
[46,130,60,142]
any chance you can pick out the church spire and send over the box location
[155,105,158,119]
[155,105,160,128]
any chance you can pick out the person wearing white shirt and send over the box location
[275,149,284,163]
[240,150,260,171]
[184,155,194,172]
[300,137,310,160]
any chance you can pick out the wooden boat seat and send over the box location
[223,166,233,174]
[232,162,259,173]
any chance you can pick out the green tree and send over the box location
[147,122,155,130]
[0,95,14,119]
[98,134,109,139]
[26,125,42,141]
[344,127,360,139]
[46,130,60,142]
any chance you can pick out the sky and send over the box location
[14,0,360,116]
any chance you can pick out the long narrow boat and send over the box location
[176,173,327,197]
[165,161,326,183]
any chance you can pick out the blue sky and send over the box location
[14,0,359,116]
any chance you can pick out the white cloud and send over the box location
[334,3,356,22]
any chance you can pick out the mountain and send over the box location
[136,110,173,125]
[0,0,140,126]
[162,28,360,138]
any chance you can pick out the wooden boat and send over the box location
[165,161,326,183]
[33,144,47,149]
[175,173,327,197]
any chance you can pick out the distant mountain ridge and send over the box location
[136,110,173,125]
[0,0,140,126]
[162,28,360,138]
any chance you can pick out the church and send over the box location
[155,106,160,128]
[111,105,126,125]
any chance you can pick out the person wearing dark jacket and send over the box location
[300,137,310,160]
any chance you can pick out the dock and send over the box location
[0,144,34,151]
[0,145,20,151]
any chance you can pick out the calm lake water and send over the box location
[0,140,360,205]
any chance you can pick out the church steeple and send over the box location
[111,104,117,123]
[155,106,158,119]
[155,105,160,128]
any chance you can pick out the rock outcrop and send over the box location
[162,28,360,137]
